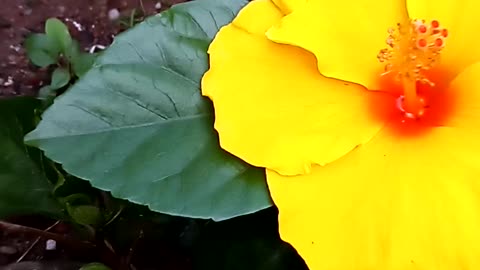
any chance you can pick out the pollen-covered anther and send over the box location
[416,38,427,48]
[435,38,443,47]
[417,24,427,34]
[377,19,448,84]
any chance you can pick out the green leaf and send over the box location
[38,85,54,98]
[64,40,96,78]
[50,67,71,89]
[80,263,111,270]
[64,39,81,61]
[72,52,96,77]
[68,205,102,226]
[45,18,73,51]
[0,98,64,218]
[62,193,93,205]
[24,33,60,67]
[25,0,272,221]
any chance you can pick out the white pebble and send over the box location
[3,76,13,87]
[108,8,120,21]
[65,18,84,31]
[155,2,162,10]
[9,44,21,52]
[45,239,57,251]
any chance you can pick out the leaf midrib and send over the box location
[25,113,211,141]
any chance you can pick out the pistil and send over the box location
[401,74,422,115]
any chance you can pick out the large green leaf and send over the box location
[0,98,63,218]
[25,0,272,221]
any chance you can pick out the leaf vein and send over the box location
[152,84,181,117]
[68,104,114,126]
[29,114,210,140]
[102,78,169,120]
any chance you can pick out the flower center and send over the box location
[377,19,448,118]
[370,68,456,137]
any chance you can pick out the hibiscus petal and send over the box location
[271,0,306,14]
[443,62,480,129]
[407,0,480,80]
[202,0,384,175]
[267,62,480,269]
[266,0,409,90]
[268,139,480,269]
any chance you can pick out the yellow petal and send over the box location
[231,0,283,35]
[271,0,306,14]
[266,0,409,89]
[202,0,384,175]
[267,62,480,269]
[407,0,480,79]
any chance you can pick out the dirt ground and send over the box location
[0,0,187,97]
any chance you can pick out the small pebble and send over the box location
[108,8,120,21]
[89,44,106,53]
[4,76,14,86]
[7,55,17,64]
[0,246,17,255]
[22,8,33,16]
[9,44,21,52]
[155,2,162,10]
[45,239,57,251]
[66,18,84,31]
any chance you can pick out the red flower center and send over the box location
[369,68,457,137]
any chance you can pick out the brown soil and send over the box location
[0,213,194,270]
[0,0,187,97]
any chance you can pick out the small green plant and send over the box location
[24,18,96,101]
[118,8,146,29]
[80,263,112,270]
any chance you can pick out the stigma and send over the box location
[377,19,448,118]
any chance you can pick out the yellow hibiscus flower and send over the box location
[202,0,480,269]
